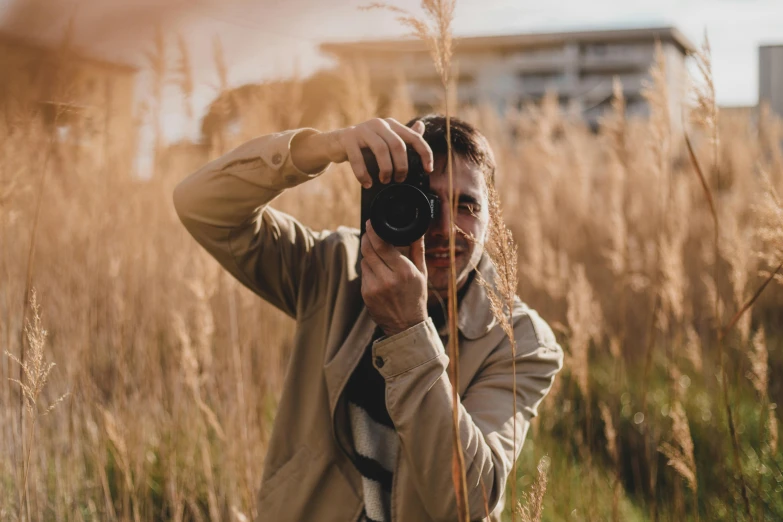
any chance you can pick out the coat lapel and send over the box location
[458,253,498,340]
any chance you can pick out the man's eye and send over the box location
[459,203,479,214]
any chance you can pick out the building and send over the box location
[760,44,783,118]
[321,26,695,128]
[0,31,137,164]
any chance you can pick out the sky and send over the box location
[1,0,783,143]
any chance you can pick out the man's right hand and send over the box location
[290,118,434,188]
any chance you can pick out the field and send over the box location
[1,29,783,522]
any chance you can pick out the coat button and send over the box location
[374,356,385,368]
[271,152,282,165]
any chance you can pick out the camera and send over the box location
[360,147,440,246]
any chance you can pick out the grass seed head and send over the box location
[5,289,68,417]
[658,401,698,493]
[516,456,550,522]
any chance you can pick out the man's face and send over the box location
[422,154,489,304]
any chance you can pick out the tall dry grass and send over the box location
[1,24,783,522]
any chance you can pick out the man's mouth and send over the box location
[425,248,466,265]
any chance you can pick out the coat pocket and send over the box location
[257,445,312,516]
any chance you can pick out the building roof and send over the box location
[0,30,138,73]
[321,26,696,57]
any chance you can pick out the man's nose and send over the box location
[428,202,451,239]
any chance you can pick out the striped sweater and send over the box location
[345,329,397,522]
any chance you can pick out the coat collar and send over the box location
[456,252,499,340]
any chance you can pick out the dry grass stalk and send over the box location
[231,505,250,522]
[101,407,136,514]
[748,326,773,515]
[721,174,781,333]
[767,406,779,455]
[515,456,549,522]
[641,42,671,189]
[174,33,194,123]
[5,291,68,418]
[658,401,697,493]
[599,401,623,521]
[720,211,754,341]
[363,0,455,88]
[686,34,754,520]
[748,327,768,398]
[199,437,221,522]
[656,230,687,334]
[687,33,720,237]
[5,290,68,521]
[753,170,783,285]
[566,265,603,399]
[685,32,721,331]
[599,402,619,468]
[144,25,168,162]
[685,133,719,245]
[690,33,720,170]
[608,336,622,360]
[17,80,68,472]
[637,49,672,516]
[640,43,671,411]
[599,80,629,279]
[337,63,378,124]
[363,1,469,519]
[474,174,521,515]
[721,260,783,340]
[173,312,226,442]
[683,325,703,373]
[600,77,628,168]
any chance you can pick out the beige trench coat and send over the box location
[173,129,564,522]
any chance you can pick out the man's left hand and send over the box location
[361,221,428,337]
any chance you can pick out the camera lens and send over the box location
[385,197,419,230]
[370,185,434,246]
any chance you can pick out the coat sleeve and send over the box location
[372,308,563,521]
[172,129,334,318]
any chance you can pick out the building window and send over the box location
[517,72,565,92]
[518,72,563,82]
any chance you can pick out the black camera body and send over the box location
[360,147,439,246]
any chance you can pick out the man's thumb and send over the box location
[411,235,427,275]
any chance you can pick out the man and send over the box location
[173,115,563,522]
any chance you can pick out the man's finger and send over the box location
[359,127,393,184]
[372,120,409,182]
[385,118,433,173]
[362,226,392,272]
[360,257,375,279]
[365,221,404,269]
[344,137,372,189]
[409,235,427,276]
